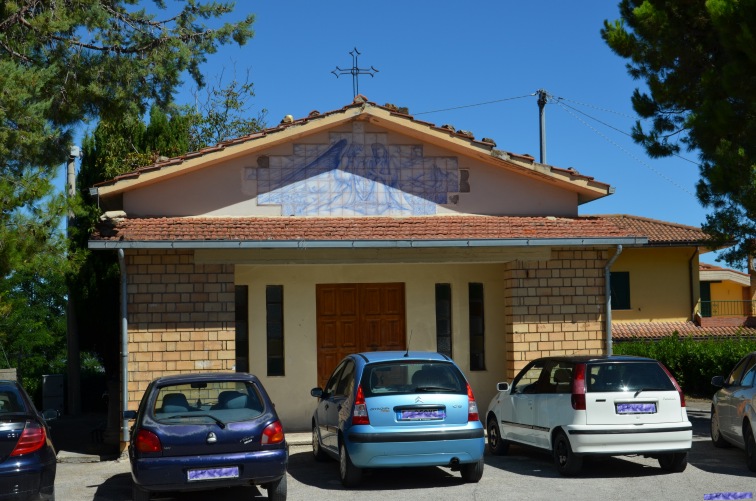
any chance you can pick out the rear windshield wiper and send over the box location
[161,413,226,428]
[633,388,667,397]
[415,386,456,392]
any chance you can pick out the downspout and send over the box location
[689,248,699,320]
[118,249,129,443]
[605,245,623,356]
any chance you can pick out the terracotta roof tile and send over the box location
[91,215,637,243]
[613,321,756,340]
[585,214,712,245]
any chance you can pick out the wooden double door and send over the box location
[316,283,406,387]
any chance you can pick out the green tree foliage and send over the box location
[602,0,756,266]
[1,1,254,395]
[0,0,254,280]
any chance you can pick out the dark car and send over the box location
[0,380,57,501]
[310,351,485,486]
[125,373,288,501]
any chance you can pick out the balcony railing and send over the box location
[699,300,756,318]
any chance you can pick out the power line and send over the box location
[414,94,533,115]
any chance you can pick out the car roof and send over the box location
[354,351,453,364]
[150,372,260,385]
[534,355,659,364]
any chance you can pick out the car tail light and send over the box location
[352,385,370,425]
[571,363,586,410]
[659,363,686,407]
[134,429,162,453]
[10,421,46,456]
[262,420,285,444]
[467,383,479,422]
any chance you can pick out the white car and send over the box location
[485,355,692,475]
[710,351,756,471]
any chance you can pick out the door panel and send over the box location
[316,283,406,388]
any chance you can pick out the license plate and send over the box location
[616,402,657,414]
[397,409,445,421]
[187,466,239,482]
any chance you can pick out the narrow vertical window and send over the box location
[234,285,249,373]
[266,285,284,376]
[469,283,485,371]
[435,284,452,358]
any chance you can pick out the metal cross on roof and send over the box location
[332,47,379,98]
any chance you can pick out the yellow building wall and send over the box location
[709,281,747,301]
[611,247,699,323]
[235,262,508,432]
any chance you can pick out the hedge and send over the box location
[613,334,756,398]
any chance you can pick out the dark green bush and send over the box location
[613,333,756,397]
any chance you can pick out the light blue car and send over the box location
[310,351,485,486]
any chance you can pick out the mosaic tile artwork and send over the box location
[249,122,459,216]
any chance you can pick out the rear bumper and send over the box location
[131,447,288,492]
[346,427,485,468]
[564,423,692,455]
[0,457,56,501]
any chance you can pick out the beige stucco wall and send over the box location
[235,262,509,431]
[123,123,577,218]
[610,247,699,323]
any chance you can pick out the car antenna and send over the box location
[404,330,413,357]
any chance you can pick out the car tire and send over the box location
[132,484,150,501]
[553,431,582,476]
[265,474,287,501]
[460,458,485,483]
[658,452,688,473]
[487,416,509,455]
[745,425,756,472]
[312,425,328,461]
[339,442,362,487]
[711,406,730,448]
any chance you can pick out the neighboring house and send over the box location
[88,96,722,446]
[610,243,756,340]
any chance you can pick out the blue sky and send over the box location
[89,2,729,265]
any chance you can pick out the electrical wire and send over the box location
[414,94,533,115]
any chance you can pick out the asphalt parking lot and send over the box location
[54,400,756,501]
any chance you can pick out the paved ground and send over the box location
[54,399,756,501]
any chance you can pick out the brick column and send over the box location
[124,249,236,410]
[504,248,608,379]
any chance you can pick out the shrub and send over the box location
[613,333,756,397]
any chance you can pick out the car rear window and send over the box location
[586,361,675,393]
[0,387,26,414]
[151,380,265,423]
[361,361,466,397]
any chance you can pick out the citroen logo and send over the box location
[415,396,423,404]
[207,432,217,444]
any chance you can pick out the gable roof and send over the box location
[92,95,613,205]
[89,215,646,250]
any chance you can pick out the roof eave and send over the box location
[88,236,647,250]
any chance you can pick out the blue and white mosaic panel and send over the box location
[251,123,459,216]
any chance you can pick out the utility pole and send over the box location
[66,145,81,416]
[537,89,549,164]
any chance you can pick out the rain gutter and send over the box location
[90,237,647,250]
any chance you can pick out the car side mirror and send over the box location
[123,410,137,420]
[496,382,510,392]
[711,375,725,388]
[310,388,324,398]
[41,409,59,421]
